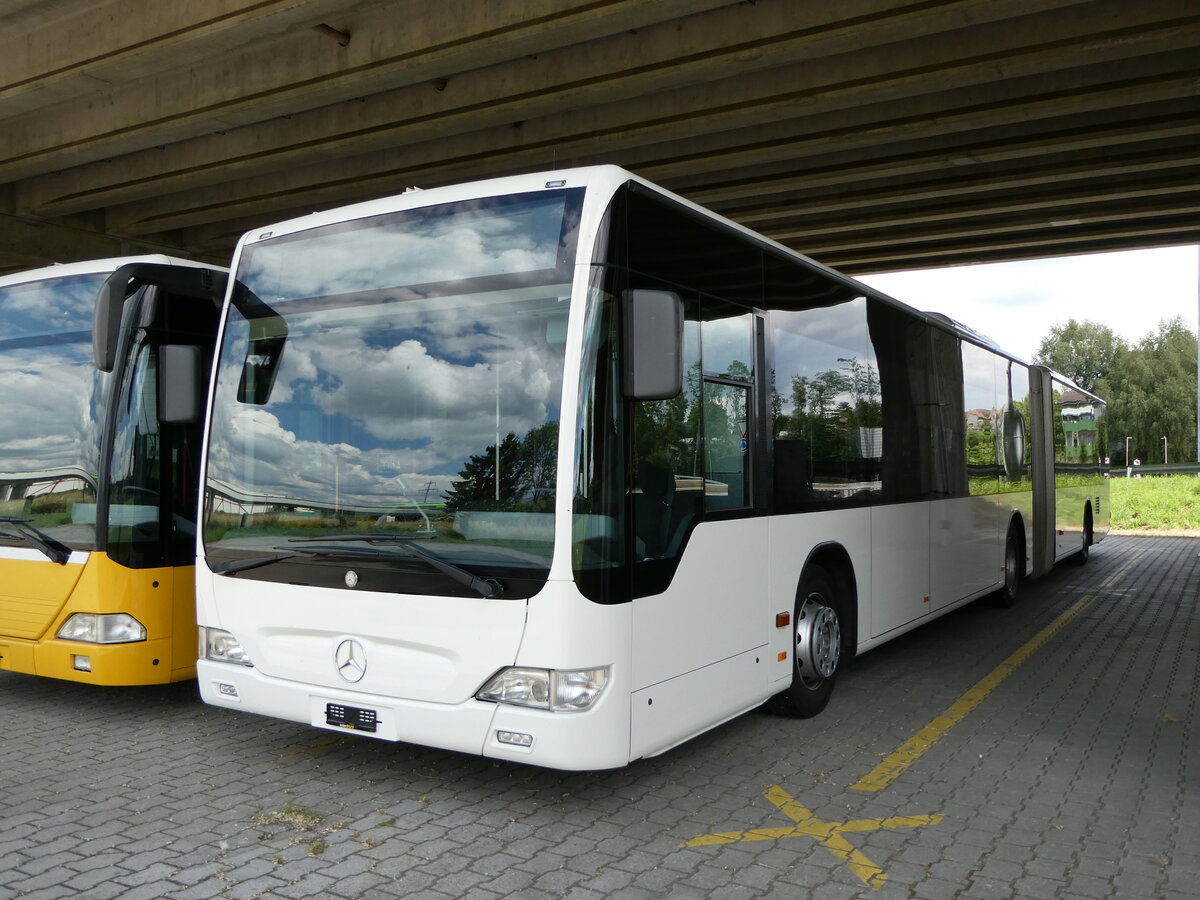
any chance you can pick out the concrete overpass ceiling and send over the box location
[0,0,1196,276]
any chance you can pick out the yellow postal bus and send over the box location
[0,256,225,684]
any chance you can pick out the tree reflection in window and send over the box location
[442,422,557,513]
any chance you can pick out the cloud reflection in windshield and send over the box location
[206,190,580,518]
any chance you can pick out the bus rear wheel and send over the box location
[771,565,841,719]
[1071,505,1093,565]
[993,527,1022,608]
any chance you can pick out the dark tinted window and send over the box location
[107,288,220,567]
[620,187,762,307]
[962,342,1000,494]
[1053,379,1105,484]
[999,360,1031,486]
[577,183,980,602]
[770,296,881,509]
[771,289,964,510]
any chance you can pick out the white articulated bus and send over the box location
[185,166,1107,769]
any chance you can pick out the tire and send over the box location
[769,565,842,719]
[993,527,1022,608]
[1071,506,1093,566]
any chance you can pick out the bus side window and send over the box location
[631,317,701,561]
[770,294,881,510]
[702,381,750,510]
[700,311,753,512]
[962,341,1001,495]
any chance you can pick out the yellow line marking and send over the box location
[685,551,1137,881]
[851,593,1096,792]
[853,550,1144,792]
[684,786,944,889]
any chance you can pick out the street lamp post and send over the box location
[1162,435,1168,466]
[1125,436,1132,476]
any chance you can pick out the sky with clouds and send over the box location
[858,244,1199,364]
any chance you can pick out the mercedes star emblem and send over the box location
[334,639,367,683]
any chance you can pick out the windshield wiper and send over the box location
[209,553,300,574]
[209,542,413,575]
[284,535,505,598]
[0,516,71,565]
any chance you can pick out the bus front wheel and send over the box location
[771,565,841,719]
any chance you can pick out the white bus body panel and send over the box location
[929,496,1002,610]
[628,518,770,761]
[197,571,639,770]
[1029,367,1057,577]
[1053,485,1091,561]
[0,254,210,288]
[870,504,931,636]
[630,519,769,691]
[627,510,873,760]
[200,573,526,702]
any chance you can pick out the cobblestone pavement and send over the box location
[2,535,1196,899]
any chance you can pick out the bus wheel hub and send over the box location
[796,598,840,680]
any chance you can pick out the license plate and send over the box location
[325,702,378,733]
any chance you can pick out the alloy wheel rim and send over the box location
[796,594,840,687]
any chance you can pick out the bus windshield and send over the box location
[0,274,106,552]
[203,188,584,598]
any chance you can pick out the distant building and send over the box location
[966,408,995,430]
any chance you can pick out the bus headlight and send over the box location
[476,666,609,712]
[200,626,254,667]
[57,613,147,644]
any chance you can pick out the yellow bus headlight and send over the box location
[57,613,147,644]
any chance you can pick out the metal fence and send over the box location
[1110,463,1200,477]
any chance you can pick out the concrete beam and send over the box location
[832,229,1200,274]
[0,0,342,115]
[12,0,972,211]
[101,43,1199,235]
[0,0,734,182]
[667,107,1200,207]
[779,188,1200,255]
[825,215,1200,274]
[4,0,1196,274]
[15,0,1125,214]
[0,212,197,272]
[718,144,1200,231]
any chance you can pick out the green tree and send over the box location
[1106,317,1197,465]
[1033,319,1126,394]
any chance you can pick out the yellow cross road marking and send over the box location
[684,786,944,889]
[851,593,1095,792]
[685,555,1137,885]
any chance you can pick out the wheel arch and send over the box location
[799,542,859,664]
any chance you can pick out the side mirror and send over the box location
[1002,407,1026,479]
[235,284,288,405]
[93,274,125,373]
[236,332,286,405]
[159,345,204,424]
[93,263,228,373]
[622,289,683,401]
